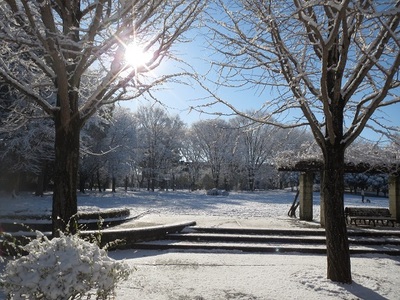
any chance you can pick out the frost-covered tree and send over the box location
[80,132,106,192]
[181,131,205,191]
[204,0,400,283]
[230,117,271,191]
[134,105,184,191]
[231,115,310,191]
[0,1,204,235]
[0,86,54,195]
[368,174,389,197]
[103,107,137,192]
[80,105,120,192]
[190,119,236,189]
[0,118,54,195]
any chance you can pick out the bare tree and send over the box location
[134,105,184,191]
[231,115,309,191]
[190,119,236,189]
[104,107,137,192]
[181,130,206,191]
[203,0,400,283]
[0,0,204,235]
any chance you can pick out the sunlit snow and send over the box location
[1,189,399,299]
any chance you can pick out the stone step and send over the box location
[169,232,327,244]
[190,226,400,238]
[189,227,326,236]
[129,226,400,256]
[167,232,400,246]
[131,239,400,256]
[0,221,197,256]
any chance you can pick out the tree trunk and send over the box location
[125,175,128,192]
[322,144,352,283]
[103,177,108,192]
[248,169,254,191]
[214,171,219,189]
[89,174,94,190]
[97,170,102,192]
[9,172,20,198]
[52,116,80,237]
[35,163,46,196]
[112,176,116,192]
[79,172,86,194]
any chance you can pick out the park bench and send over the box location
[344,207,396,227]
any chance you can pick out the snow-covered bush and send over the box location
[0,232,131,299]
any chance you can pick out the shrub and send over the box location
[0,232,131,299]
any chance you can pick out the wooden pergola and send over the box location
[278,160,400,226]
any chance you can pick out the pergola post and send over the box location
[299,172,313,221]
[320,171,325,227]
[389,175,400,222]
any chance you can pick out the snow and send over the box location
[1,232,129,299]
[109,250,399,300]
[1,189,399,299]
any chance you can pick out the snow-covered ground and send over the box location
[1,189,399,299]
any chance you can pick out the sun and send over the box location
[124,43,152,68]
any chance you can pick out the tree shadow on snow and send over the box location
[342,281,388,300]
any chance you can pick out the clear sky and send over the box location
[120,26,400,144]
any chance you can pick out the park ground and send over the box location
[1,189,399,299]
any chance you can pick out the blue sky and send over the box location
[120,27,400,143]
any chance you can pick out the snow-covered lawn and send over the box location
[0,188,390,222]
[1,189,399,299]
[111,250,400,300]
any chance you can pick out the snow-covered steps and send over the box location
[0,220,197,256]
[167,232,327,245]
[83,221,197,249]
[165,232,400,247]
[190,227,327,236]
[130,227,400,256]
[130,240,400,255]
